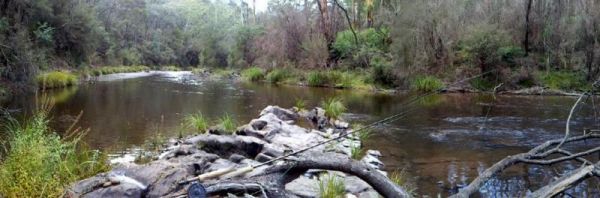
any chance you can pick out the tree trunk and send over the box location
[523,0,533,56]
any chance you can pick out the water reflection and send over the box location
[2,71,599,196]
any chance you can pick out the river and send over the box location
[2,71,599,197]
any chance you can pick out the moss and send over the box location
[0,109,109,197]
[36,71,79,89]
[411,75,444,92]
[241,67,265,81]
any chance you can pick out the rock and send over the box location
[110,154,136,165]
[285,176,320,197]
[82,182,144,197]
[250,119,268,130]
[366,150,382,157]
[346,193,359,198]
[260,106,299,121]
[255,153,273,162]
[307,107,329,129]
[358,190,380,198]
[184,134,266,158]
[229,154,246,163]
[361,155,384,170]
[334,120,350,129]
[344,176,372,194]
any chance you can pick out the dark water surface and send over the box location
[3,71,599,197]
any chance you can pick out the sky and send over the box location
[248,0,268,12]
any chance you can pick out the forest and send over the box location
[2,0,600,197]
[0,0,599,94]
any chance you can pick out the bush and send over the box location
[265,69,292,84]
[411,75,445,92]
[36,71,78,89]
[458,24,512,78]
[184,112,209,133]
[0,110,109,197]
[322,98,346,120]
[538,71,587,91]
[333,28,389,58]
[470,77,496,91]
[371,57,396,86]
[318,174,346,198]
[241,67,265,81]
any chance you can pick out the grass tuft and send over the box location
[218,114,237,133]
[322,98,346,120]
[294,98,306,111]
[242,67,265,82]
[350,143,363,160]
[411,75,444,92]
[319,173,346,198]
[265,69,292,84]
[184,112,209,133]
[0,109,109,197]
[36,71,79,89]
[390,168,418,196]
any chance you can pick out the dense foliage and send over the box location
[0,0,598,91]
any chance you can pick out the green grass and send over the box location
[322,98,346,120]
[158,65,181,71]
[36,71,79,89]
[294,98,306,111]
[307,71,330,87]
[0,109,109,197]
[241,67,265,82]
[538,71,588,91]
[319,173,346,198]
[390,168,418,196]
[350,143,363,160]
[184,112,209,133]
[266,69,293,84]
[87,66,150,76]
[411,75,444,92]
[218,114,237,133]
[212,68,235,78]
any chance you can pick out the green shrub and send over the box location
[538,71,587,91]
[184,112,209,133]
[218,114,237,132]
[0,110,109,197]
[322,98,346,120]
[411,76,444,92]
[333,28,389,58]
[36,71,78,89]
[241,67,265,81]
[265,69,291,84]
[318,174,346,198]
[371,57,396,86]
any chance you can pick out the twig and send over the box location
[556,94,585,149]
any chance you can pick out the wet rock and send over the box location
[250,119,268,130]
[334,120,350,129]
[184,134,266,158]
[307,107,329,129]
[260,105,298,121]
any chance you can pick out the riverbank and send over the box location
[68,105,410,197]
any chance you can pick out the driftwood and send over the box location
[202,151,410,198]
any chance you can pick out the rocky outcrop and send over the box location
[68,106,392,198]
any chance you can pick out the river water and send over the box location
[2,71,599,197]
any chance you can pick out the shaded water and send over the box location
[2,71,599,197]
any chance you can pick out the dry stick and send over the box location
[556,94,586,149]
